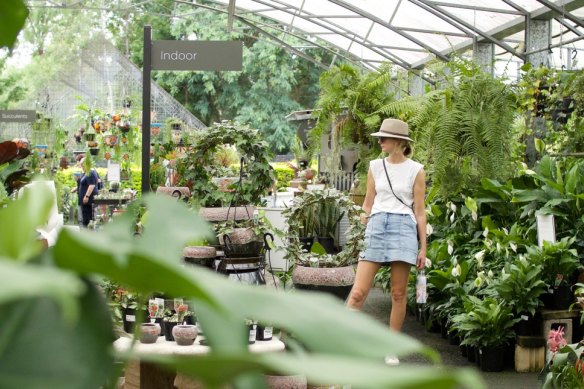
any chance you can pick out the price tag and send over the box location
[521,315,529,321]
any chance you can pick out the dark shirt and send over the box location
[78,170,98,203]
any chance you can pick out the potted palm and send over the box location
[451,296,520,372]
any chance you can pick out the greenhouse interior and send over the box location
[2,0,584,388]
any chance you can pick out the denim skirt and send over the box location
[360,212,418,265]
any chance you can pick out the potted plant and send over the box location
[493,255,547,336]
[283,190,364,299]
[451,296,520,372]
[540,331,584,388]
[526,237,582,310]
[119,290,146,334]
[313,196,345,254]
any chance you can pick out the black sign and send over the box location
[151,41,243,71]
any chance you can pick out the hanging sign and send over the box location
[151,40,243,71]
[0,110,36,123]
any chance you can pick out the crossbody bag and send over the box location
[382,159,420,242]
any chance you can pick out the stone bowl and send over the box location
[172,324,198,346]
[139,323,160,344]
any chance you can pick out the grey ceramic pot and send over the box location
[172,324,198,346]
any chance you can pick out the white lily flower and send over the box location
[474,277,482,287]
[510,243,517,252]
[474,250,485,262]
[452,257,458,266]
[496,242,502,253]
[450,213,455,223]
[502,228,509,235]
[451,266,460,277]
[471,211,478,221]
[448,243,454,255]
[488,270,494,278]
[482,227,489,238]
[525,169,536,175]
[450,203,457,212]
[426,223,434,236]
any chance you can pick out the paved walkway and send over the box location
[360,287,540,389]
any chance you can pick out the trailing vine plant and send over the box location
[282,190,364,268]
[177,121,275,207]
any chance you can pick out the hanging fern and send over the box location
[412,59,518,197]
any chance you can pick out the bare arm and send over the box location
[360,167,376,223]
[83,184,95,204]
[413,169,427,270]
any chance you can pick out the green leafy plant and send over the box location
[525,237,581,288]
[314,198,344,240]
[492,255,547,316]
[541,340,584,389]
[0,183,484,388]
[450,296,520,349]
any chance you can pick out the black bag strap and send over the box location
[382,159,413,210]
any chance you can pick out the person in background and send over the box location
[71,155,97,227]
[346,118,427,366]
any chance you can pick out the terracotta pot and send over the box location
[139,323,160,344]
[172,324,198,346]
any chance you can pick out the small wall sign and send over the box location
[0,110,36,123]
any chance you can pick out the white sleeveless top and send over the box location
[370,158,423,221]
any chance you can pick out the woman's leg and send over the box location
[346,260,381,310]
[389,261,411,331]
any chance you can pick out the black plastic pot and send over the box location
[317,237,338,254]
[467,346,476,363]
[514,313,542,337]
[552,285,573,310]
[256,325,273,341]
[122,308,147,333]
[299,237,314,252]
[163,321,178,341]
[480,345,507,372]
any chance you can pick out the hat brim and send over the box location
[370,131,413,142]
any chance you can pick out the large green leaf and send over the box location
[0,281,116,389]
[0,0,28,49]
[138,353,484,389]
[0,259,84,323]
[0,182,53,261]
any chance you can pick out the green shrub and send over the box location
[273,166,294,191]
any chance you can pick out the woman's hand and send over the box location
[416,251,426,271]
[359,213,369,225]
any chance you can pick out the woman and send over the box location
[72,156,97,227]
[346,118,427,365]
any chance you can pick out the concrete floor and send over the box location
[361,287,540,389]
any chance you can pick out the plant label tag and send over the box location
[264,327,273,338]
[549,289,554,294]
[249,326,257,342]
[126,314,136,322]
[521,315,529,321]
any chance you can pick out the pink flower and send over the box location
[548,326,567,353]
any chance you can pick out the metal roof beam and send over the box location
[535,0,584,29]
[236,17,329,69]
[327,0,451,61]
[555,17,584,36]
[412,0,525,59]
[500,0,528,15]
[426,1,523,15]
[399,26,468,38]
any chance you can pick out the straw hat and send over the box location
[370,118,413,142]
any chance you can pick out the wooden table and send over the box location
[114,336,285,389]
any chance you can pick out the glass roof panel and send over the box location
[207,0,584,70]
